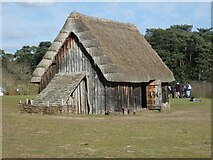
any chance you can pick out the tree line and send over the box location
[1,42,51,94]
[0,24,212,94]
[145,24,212,83]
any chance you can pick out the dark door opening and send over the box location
[141,83,147,108]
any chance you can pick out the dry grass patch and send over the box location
[2,96,211,158]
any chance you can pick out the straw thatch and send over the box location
[33,72,86,106]
[31,11,174,83]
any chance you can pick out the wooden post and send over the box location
[86,75,92,114]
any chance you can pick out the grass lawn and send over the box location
[2,95,212,158]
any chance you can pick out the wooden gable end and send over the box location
[37,33,106,114]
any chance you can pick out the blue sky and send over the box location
[1,2,211,53]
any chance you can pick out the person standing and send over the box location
[179,83,184,98]
[175,82,180,98]
[171,84,176,98]
[186,83,192,98]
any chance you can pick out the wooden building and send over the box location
[30,12,175,114]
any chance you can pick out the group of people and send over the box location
[168,82,192,98]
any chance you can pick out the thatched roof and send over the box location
[31,12,175,83]
[33,72,86,106]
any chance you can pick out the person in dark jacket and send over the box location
[175,82,180,98]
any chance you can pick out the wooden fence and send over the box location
[190,81,212,98]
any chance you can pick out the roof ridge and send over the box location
[69,11,138,31]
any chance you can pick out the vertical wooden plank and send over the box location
[59,49,61,73]
[100,82,102,114]
[84,80,87,114]
[72,40,75,72]
[114,85,118,112]
[73,38,76,72]
[77,39,80,72]
[74,90,77,114]
[101,82,105,114]
[104,83,109,113]
[98,78,103,114]
[97,77,100,114]
[131,85,134,110]
[92,71,96,114]
[75,40,77,72]
[86,75,92,114]
[83,79,87,114]
[122,85,126,110]
[118,85,121,112]
[78,41,82,72]
[75,39,78,72]
[78,41,81,72]
[62,48,65,73]
[132,85,136,110]
[65,45,67,73]
[67,37,70,49]
[61,47,65,73]
[58,50,60,73]
[57,53,60,73]
[100,79,104,114]
[68,37,71,73]
[70,43,73,73]
[97,79,100,114]
[79,84,81,113]
[82,48,85,71]
[73,39,76,72]
[56,54,59,73]
[59,50,62,73]
[62,45,65,73]
[67,46,70,73]
[80,82,83,114]
[82,80,86,114]
[109,85,114,113]
[77,84,80,113]
[95,74,98,114]
[61,49,63,73]
[103,83,106,113]
[127,85,130,110]
[128,85,131,110]
[63,43,67,72]
[107,85,110,113]
[76,85,79,114]
[66,42,69,73]
[82,81,84,114]
[118,84,123,112]
[71,39,74,72]
[89,63,93,112]
[123,85,126,114]
[88,72,93,114]
[105,84,108,114]
[60,48,63,73]
[79,84,82,114]
[108,85,111,113]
